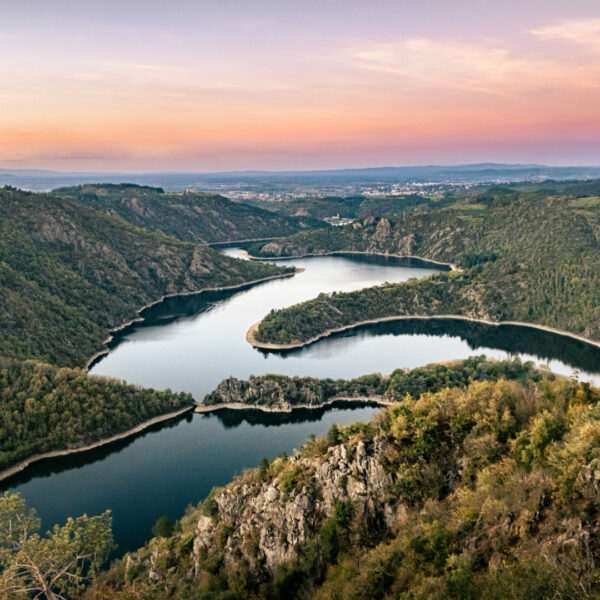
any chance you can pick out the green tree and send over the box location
[257,457,270,481]
[152,516,174,539]
[0,492,114,600]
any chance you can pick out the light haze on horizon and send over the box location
[2,0,600,171]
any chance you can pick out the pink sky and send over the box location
[2,0,600,171]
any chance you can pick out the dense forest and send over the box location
[0,358,192,472]
[0,186,288,367]
[203,357,545,411]
[54,184,326,244]
[85,370,600,599]
[251,181,600,347]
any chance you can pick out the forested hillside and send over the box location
[250,183,600,347]
[0,186,288,367]
[249,193,448,220]
[54,184,326,244]
[85,371,600,600]
[0,358,192,473]
[0,186,295,474]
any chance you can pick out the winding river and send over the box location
[5,249,600,556]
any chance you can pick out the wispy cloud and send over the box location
[531,18,600,48]
[340,32,600,95]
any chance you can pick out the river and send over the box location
[5,249,600,555]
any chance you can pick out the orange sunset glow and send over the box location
[2,1,600,170]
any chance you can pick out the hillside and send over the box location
[248,194,444,220]
[0,358,193,474]
[249,183,600,347]
[53,184,327,244]
[0,186,289,367]
[85,368,600,600]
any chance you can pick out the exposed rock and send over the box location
[372,218,391,245]
[192,436,396,574]
[260,242,285,256]
[577,458,600,498]
[202,374,386,411]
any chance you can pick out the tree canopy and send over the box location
[0,492,113,600]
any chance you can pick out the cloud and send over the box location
[531,18,600,48]
[341,35,600,95]
[30,147,134,161]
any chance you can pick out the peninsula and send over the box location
[248,182,600,349]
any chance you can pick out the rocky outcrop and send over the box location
[255,214,465,263]
[201,374,388,411]
[193,437,397,574]
[578,458,600,499]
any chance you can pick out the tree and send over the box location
[0,492,114,600]
[327,424,340,446]
[152,516,174,539]
[258,457,270,481]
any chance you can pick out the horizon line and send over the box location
[3,162,600,177]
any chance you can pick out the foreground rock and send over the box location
[193,437,395,572]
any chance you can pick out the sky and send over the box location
[1,0,600,172]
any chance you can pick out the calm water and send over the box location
[6,250,600,555]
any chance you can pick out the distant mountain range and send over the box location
[2,163,600,192]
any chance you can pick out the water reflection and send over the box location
[211,400,382,428]
[278,318,600,375]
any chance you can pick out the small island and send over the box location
[197,357,547,414]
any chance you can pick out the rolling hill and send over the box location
[53,183,327,244]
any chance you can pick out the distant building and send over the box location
[324,214,354,226]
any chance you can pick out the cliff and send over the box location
[53,183,327,244]
[201,373,383,412]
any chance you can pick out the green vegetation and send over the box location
[0,185,291,474]
[152,517,176,539]
[0,491,113,600]
[54,184,326,244]
[84,372,600,599]
[252,181,600,346]
[569,196,600,209]
[0,357,192,472]
[203,357,546,409]
[249,193,448,221]
[5,178,600,598]
[0,186,288,366]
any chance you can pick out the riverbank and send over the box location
[85,268,301,371]
[246,313,600,352]
[0,405,195,485]
[195,395,392,415]
[244,249,459,272]
[206,236,279,247]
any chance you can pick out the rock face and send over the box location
[202,374,384,411]
[256,215,466,263]
[192,437,397,573]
